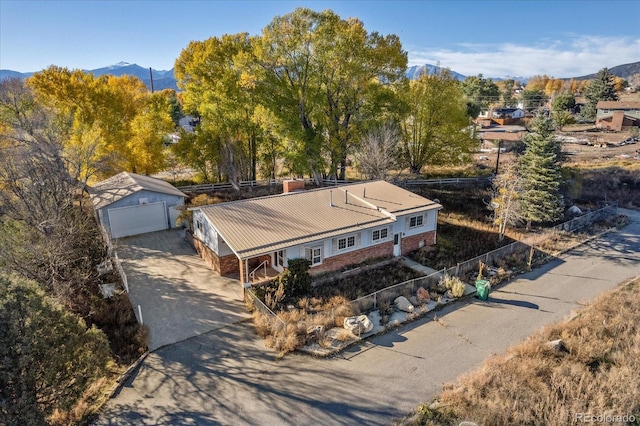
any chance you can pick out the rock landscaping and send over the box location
[300,282,475,357]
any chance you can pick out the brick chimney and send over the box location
[283,179,305,194]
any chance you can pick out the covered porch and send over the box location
[237,249,287,286]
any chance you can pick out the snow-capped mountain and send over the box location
[406,64,466,81]
[0,62,177,91]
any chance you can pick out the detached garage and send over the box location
[91,172,187,239]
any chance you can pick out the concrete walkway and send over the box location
[96,210,640,425]
[115,229,250,350]
[400,256,442,276]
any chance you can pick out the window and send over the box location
[372,228,389,242]
[196,219,203,231]
[337,235,356,251]
[306,247,322,266]
[275,250,285,267]
[409,214,424,228]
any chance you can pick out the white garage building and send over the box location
[91,172,187,239]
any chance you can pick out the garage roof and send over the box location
[194,180,442,259]
[90,172,186,210]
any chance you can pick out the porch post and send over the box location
[240,257,251,299]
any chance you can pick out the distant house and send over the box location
[478,130,526,150]
[596,101,640,131]
[492,108,525,120]
[476,108,525,126]
[190,180,442,284]
[91,172,186,239]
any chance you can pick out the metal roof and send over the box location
[195,180,442,259]
[90,172,187,210]
[596,101,640,110]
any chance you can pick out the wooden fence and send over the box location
[176,176,490,193]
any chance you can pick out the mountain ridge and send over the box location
[2,61,639,91]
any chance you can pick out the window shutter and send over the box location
[305,248,311,261]
[356,233,361,248]
[405,217,410,229]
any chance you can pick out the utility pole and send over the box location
[149,67,154,93]
[494,140,503,175]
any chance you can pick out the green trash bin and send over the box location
[475,279,490,301]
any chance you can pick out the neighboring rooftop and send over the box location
[596,101,640,109]
[195,180,442,259]
[478,131,526,141]
[90,171,186,210]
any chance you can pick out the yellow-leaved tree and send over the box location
[127,91,174,174]
[28,66,168,182]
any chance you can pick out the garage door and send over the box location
[108,202,168,238]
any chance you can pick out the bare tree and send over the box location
[0,78,103,309]
[356,122,401,180]
[489,164,523,241]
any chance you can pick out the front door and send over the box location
[393,233,401,256]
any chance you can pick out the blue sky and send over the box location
[1,0,639,78]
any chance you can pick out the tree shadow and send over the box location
[95,321,405,425]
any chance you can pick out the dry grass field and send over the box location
[411,275,640,426]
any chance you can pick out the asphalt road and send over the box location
[96,209,640,426]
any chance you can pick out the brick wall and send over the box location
[309,241,394,275]
[401,231,436,256]
[194,236,239,276]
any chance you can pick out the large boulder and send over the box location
[416,287,430,303]
[568,205,582,215]
[394,296,414,313]
[343,315,373,334]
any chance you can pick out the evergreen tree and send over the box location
[581,68,618,121]
[518,115,564,229]
[0,274,111,425]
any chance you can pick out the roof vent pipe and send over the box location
[363,187,366,198]
[345,190,348,204]
[329,190,333,207]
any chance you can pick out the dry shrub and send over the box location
[253,295,355,356]
[264,323,307,358]
[251,311,272,338]
[90,292,148,364]
[441,275,466,298]
[420,276,640,425]
[334,328,355,342]
[48,372,120,426]
[309,261,423,300]
[378,298,393,325]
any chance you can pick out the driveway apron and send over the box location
[115,229,250,350]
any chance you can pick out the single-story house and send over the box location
[91,172,186,239]
[596,101,640,131]
[476,108,525,126]
[190,180,442,284]
[492,108,525,119]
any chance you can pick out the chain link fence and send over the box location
[351,204,618,314]
[245,288,286,332]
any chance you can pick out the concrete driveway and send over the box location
[115,229,250,350]
[97,210,640,425]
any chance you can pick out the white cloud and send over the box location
[407,35,640,78]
